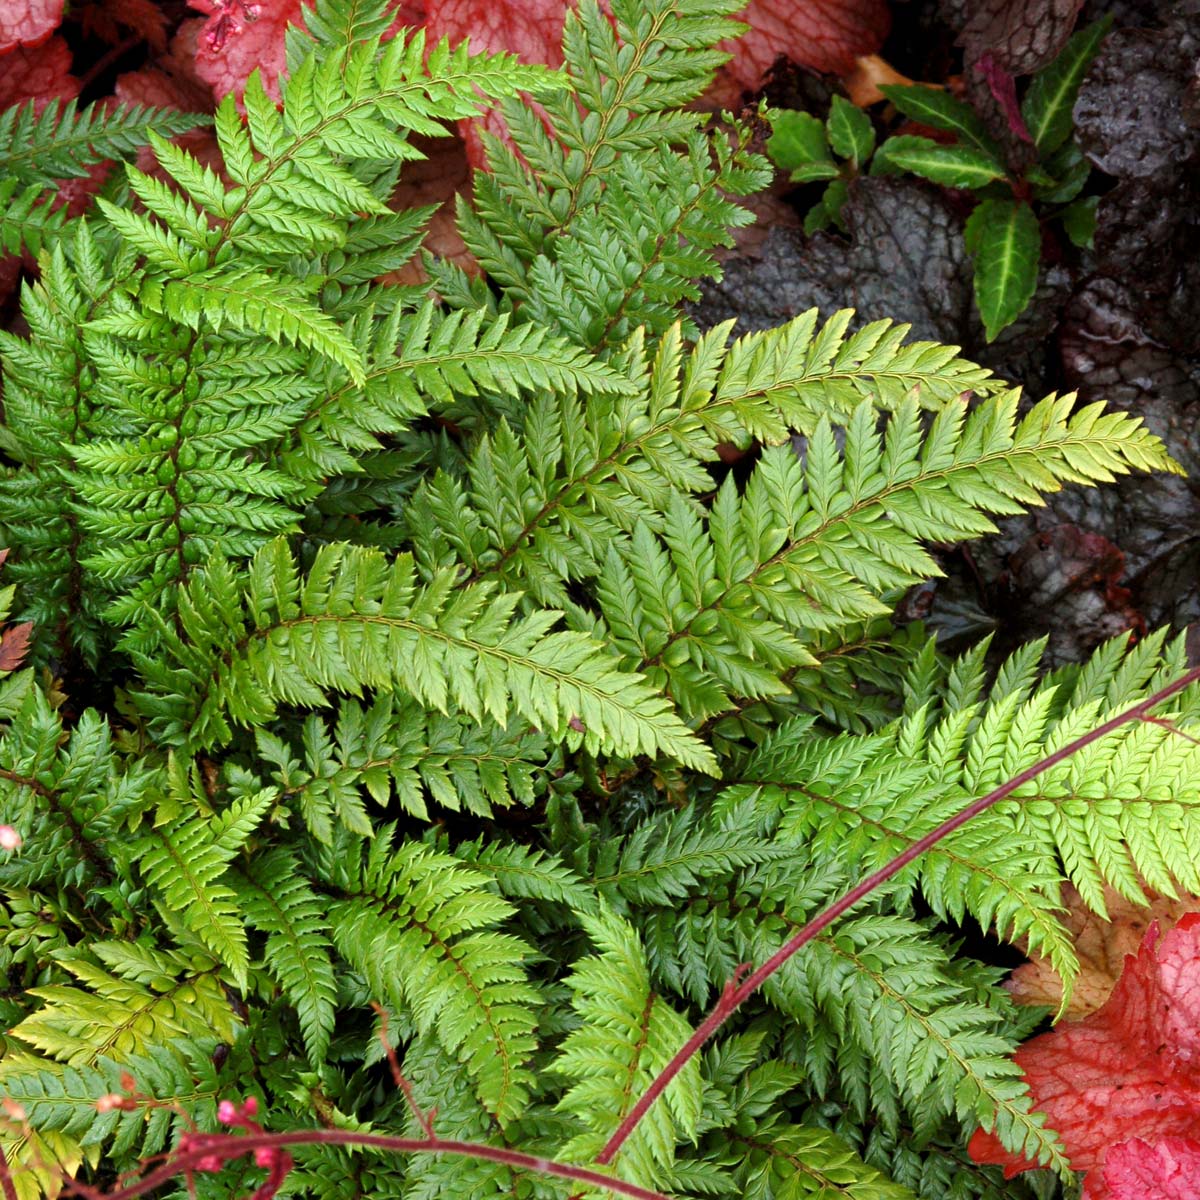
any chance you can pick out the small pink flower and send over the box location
[0,826,22,851]
[195,1155,224,1172]
[216,1100,238,1124]
[242,1095,258,1117]
[254,1148,277,1168]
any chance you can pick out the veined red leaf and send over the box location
[0,0,63,54]
[969,913,1200,1199]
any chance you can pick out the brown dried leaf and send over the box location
[0,622,33,674]
[1008,880,1200,1018]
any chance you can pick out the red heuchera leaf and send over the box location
[190,0,305,100]
[424,0,562,66]
[0,0,64,54]
[716,0,889,96]
[1102,1137,1200,1200]
[0,36,79,108]
[969,912,1200,1199]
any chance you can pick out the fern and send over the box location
[134,537,713,771]
[232,848,337,1064]
[325,831,541,1124]
[552,909,703,1187]
[0,1,1196,1198]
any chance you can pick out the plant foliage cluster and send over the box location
[0,3,1197,1199]
[767,18,1111,341]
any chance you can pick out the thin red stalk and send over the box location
[0,1146,19,1200]
[68,1131,670,1200]
[595,665,1200,1165]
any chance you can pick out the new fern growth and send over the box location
[1,2,1197,1200]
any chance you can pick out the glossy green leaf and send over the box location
[790,160,842,182]
[1060,196,1098,249]
[1022,16,1114,154]
[872,135,1006,189]
[767,109,831,171]
[965,199,1041,341]
[826,95,875,168]
[879,84,1000,156]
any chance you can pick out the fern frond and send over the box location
[553,908,703,1187]
[0,689,154,891]
[0,1040,220,1160]
[593,802,788,908]
[232,848,336,1063]
[713,309,1000,438]
[591,391,1174,722]
[135,537,714,772]
[325,831,540,1123]
[761,917,1067,1171]
[0,100,206,187]
[132,766,273,986]
[8,943,236,1066]
[728,1122,916,1199]
[0,228,128,663]
[446,0,768,347]
[0,179,67,255]
[449,836,600,915]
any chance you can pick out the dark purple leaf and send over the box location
[1074,28,1200,179]
[692,177,1067,391]
[957,0,1085,74]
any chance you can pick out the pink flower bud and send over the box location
[0,826,22,851]
[254,1148,277,1168]
[241,1095,258,1117]
[95,1094,126,1113]
[195,1155,224,1173]
[216,1100,238,1124]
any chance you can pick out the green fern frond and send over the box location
[325,831,540,1123]
[554,908,703,1187]
[0,227,129,663]
[7,942,236,1066]
[0,1040,220,1160]
[712,309,1000,438]
[232,848,337,1063]
[593,391,1174,722]
[0,180,67,255]
[132,766,273,986]
[448,836,600,914]
[0,689,154,891]
[0,100,206,187]
[728,1122,916,1200]
[135,537,714,772]
[761,917,1067,1171]
[593,802,788,908]
[446,0,767,347]
[255,694,547,834]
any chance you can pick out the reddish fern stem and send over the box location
[67,1131,670,1200]
[595,664,1200,1165]
[0,1146,19,1200]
